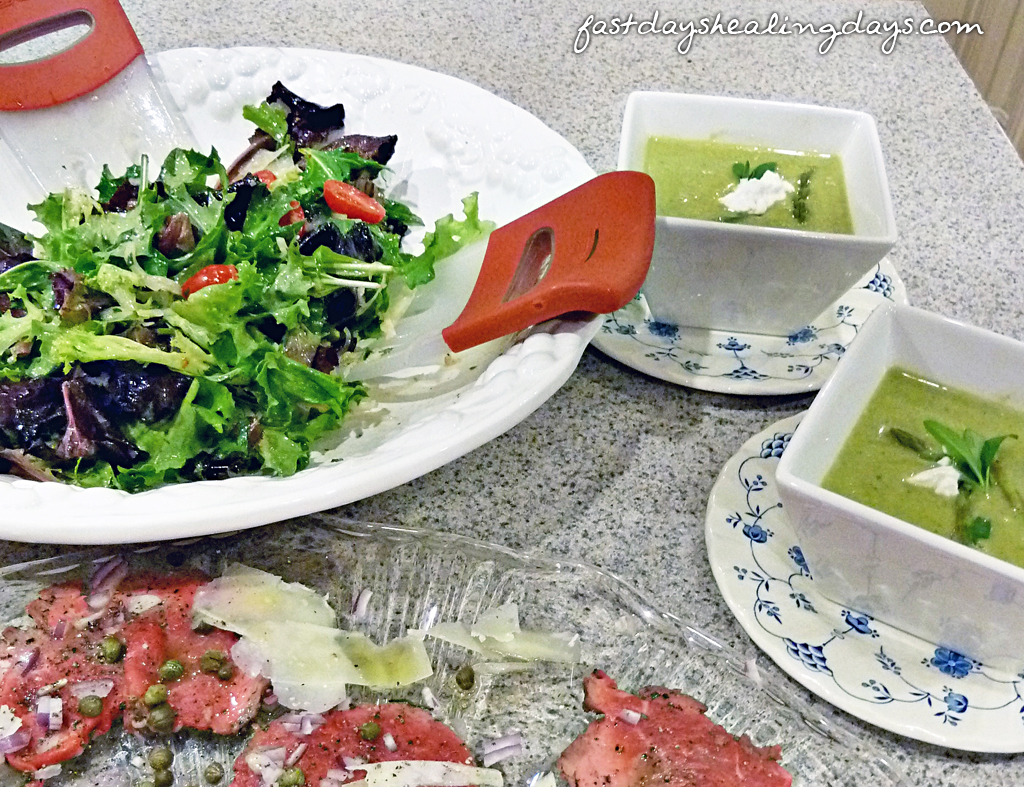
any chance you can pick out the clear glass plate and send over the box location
[0,519,907,787]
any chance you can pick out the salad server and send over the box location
[344,170,656,386]
[0,0,194,195]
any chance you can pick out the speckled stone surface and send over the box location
[4,0,1024,783]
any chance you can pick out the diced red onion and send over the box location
[341,757,366,770]
[33,763,61,780]
[16,648,39,675]
[69,679,114,699]
[89,556,126,592]
[421,687,439,711]
[482,734,524,755]
[382,732,397,752]
[0,728,30,754]
[247,747,288,787]
[285,742,307,767]
[328,767,352,779]
[352,588,372,619]
[482,743,523,767]
[51,620,67,640]
[88,557,128,611]
[278,712,325,736]
[618,709,642,725]
[264,693,278,706]
[36,696,62,731]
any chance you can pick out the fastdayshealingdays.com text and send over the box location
[573,11,983,56]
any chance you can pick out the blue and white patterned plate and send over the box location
[706,413,1024,752]
[592,259,906,395]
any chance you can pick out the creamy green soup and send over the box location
[642,136,854,234]
[822,368,1024,568]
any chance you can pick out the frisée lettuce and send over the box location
[0,83,493,491]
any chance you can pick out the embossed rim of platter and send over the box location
[0,47,599,544]
[706,413,1024,753]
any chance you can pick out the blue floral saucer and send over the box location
[592,259,906,395]
[706,413,1024,752]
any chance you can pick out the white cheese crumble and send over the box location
[906,456,961,498]
[127,594,163,615]
[0,705,21,738]
[719,170,794,215]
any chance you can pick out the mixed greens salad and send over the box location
[0,82,492,491]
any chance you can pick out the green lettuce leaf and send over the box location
[399,192,493,287]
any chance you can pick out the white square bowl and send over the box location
[618,91,897,336]
[776,302,1024,672]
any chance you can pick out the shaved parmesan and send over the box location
[193,564,336,631]
[424,605,580,664]
[337,631,433,688]
[195,568,433,712]
[348,760,503,787]
[235,622,359,713]
[469,604,520,642]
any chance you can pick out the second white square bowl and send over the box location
[777,302,1024,672]
[618,91,897,336]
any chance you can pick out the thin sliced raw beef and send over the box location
[0,569,268,773]
[558,670,792,787]
[230,703,474,787]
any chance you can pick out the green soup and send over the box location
[642,136,854,234]
[822,368,1024,569]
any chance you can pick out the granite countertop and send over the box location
[4,0,1024,784]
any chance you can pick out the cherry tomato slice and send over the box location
[254,169,277,186]
[181,264,239,298]
[279,200,305,227]
[323,179,386,224]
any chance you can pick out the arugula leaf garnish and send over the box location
[732,161,777,181]
[923,419,1016,489]
[964,516,993,544]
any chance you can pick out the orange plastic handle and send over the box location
[0,0,143,110]
[442,170,655,354]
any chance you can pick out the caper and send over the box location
[99,635,124,663]
[154,770,174,787]
[147,702,177,734]
[200,650,227,674]
[149,746,174,771]
[455,664,475,690]
[359,721,381,741]
[203,762,225,784]
[216,662,234,681]
[279,768,304,787]
[158,659,184,682]
[78,694,103,718]
[143,684,169,706]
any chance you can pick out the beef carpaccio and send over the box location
[558,670,792,787]
[0,563,267,773]
[231,702,474,787]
